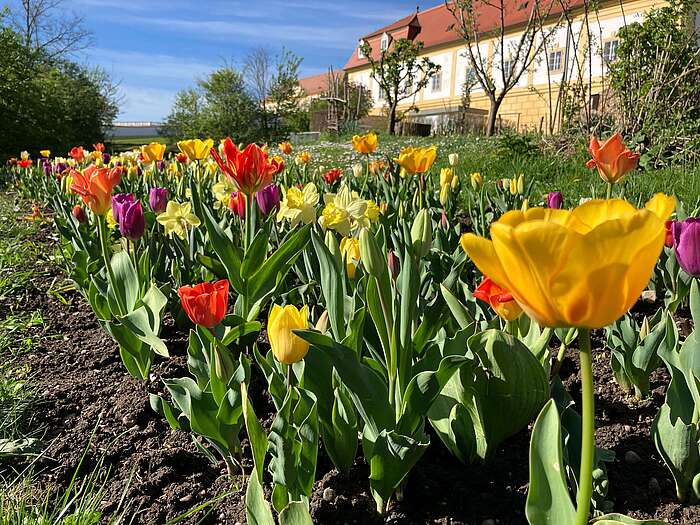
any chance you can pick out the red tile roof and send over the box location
[298,71,343,97]
[343,0,588,70]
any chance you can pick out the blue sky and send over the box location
[7,0,434,121]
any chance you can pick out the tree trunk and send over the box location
[388,104,398,135]
[485,97,503,136]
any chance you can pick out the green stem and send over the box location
[98,215,126,315]
[606,182,613,200]
[360,155,370,197]
[575,328,595,525]
[552,341,567,377]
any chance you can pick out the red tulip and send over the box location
[228,191,246,218]
[69,146,86,163]
[322,167,342,185]
[178,279,229,328]
[210,139,276,196]
[472,277,522,321]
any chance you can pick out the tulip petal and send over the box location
[645,193,676,221]
[460,234,512,294]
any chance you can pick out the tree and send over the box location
[162,66,259,144]
[360,38,440,135]
[447,0,565,135]
[9,0,92,60]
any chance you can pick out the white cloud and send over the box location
[117,85,176,121]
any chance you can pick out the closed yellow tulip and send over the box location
[460,194,675,329]
[268,304,310,364]
[351,132,378,154]
[177,139,214,161]
[340,236,361,279]
[40,150,51,158]
[394,145,437,174]
[141,142,166,162]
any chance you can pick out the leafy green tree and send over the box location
[162,67,258,144]
[360,38,440,135]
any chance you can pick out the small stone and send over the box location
[649,477,661,495]
[322,487,336,501]
[179,494,193,503]
[641,290,657,303]
[122,414,136,427]
[623,425,632,433]
[625,450,642,464]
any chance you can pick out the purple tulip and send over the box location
[112,193,135,224]
[102,153,111,164]
[149,187,168,213]
[156,160,166,171]
[672,218,700,277]
[546,191,563,209]
[54,162,67,174]
[256,184,280,216]
[119,200,145,240]
[41,159,52,176]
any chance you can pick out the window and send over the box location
[590,93,600,112]
[502,59,514,78]
[358,40,365,59]
[380,33,389,51]
[548,50,563,72]
[377,87,386,101]
[603,39,619,63]
[431,71,442,92]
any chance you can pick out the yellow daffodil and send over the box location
[141,142,166,163]
[40,150,50,158]
[268,304,310,364]
[340,237,361,279]
[351,132,378,154]
[319,183,368,237]
[395,145,437,174]
[365,200,381,222]
[277,183,319,228]
[460,194,675,329]
[156,201,201,239]
[177,139,213,161]
[106,207,118,230]
[212,175,237,209]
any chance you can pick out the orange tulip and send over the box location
[472,277,522,321]
[178,279,229,328]
[279,141,293,155]
[69,164,122,215]
[93,143,105,152]
[69,146,85,163]
[586,133,640,184]
[210,138,276,196]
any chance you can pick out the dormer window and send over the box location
[358,40,365,59]
[380,33,390,51]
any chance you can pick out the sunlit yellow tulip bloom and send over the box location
[295,151,311,165]
[470,172,483,191]
[277,183,319,228]
[340,237,361,279]
[351,132,378,154]
[268,304,310,364]
[40,150,50,158]
[177,139,214,161]
[460,194,675,329]
[141,142,166,162]
[20,151,30,160]
[156,201,201,239]
[394,145,437,174]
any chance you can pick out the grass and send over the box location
[299,132,700,206]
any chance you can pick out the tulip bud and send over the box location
[441,209,448,230]
[149,187,169,213]
[509,178,518,195]
[359,228,385,279]
[521,199,529,212]
[546,191,563,209]
[411,209,432,258]
[387,249,400,280]
[640,316,650,340]
[439,184,450,206]
[213,344,235,385]
[448,153,459,166]
[517,174,525,195]
[315,310,330,333]
[398,202,405,219]
[72,204,87,224]
[470,172,483,191]
[352,163,364,178]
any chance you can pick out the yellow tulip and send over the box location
[394,145,437,174]
[460,194,675,329]
[177,139,214,161]
[141,142,166,162]
[509,178,518,195]
[351,132,378,154]
[340,237,361,279]
[295,151,311,165]
[470,172,483,191]
[40,150,50,158]
[268,304,310,364]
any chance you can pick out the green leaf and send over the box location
[440,283,474,329]
[119,284,169,357]
[245,469,275,525]
[591,514,668,525]
[525,399,577,525]
[691,279,700,327]
[199,199,244,292]
[108,250,139,313]
[242,229,270,280]
[279,501,314,525]
[241,382,268,481]
[311,230,346,341]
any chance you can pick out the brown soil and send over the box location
[3,204,700,525]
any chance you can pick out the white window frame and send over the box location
[548,49,563,72]
[603,39,619,63]
[502,59,514,79]
[380,33,389,51]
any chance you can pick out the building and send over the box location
[343,0,670,133]
[297,71,343,107]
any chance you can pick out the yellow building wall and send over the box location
[346,0,667,132]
